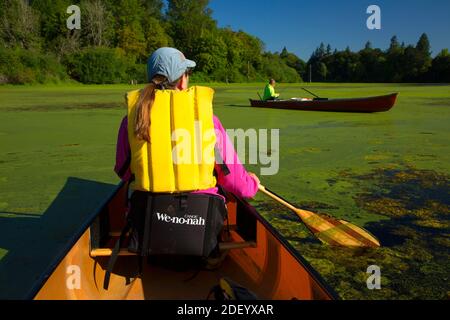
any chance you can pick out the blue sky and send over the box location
[207,0,450,60]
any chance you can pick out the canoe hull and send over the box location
[31,183,337,300]
[250,93,398,113]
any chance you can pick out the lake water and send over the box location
[0,83,448,299]
[214,83,450,299]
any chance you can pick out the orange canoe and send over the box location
[31,183,337,300]
[250,93,398,113]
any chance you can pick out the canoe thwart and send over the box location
[90,241,256,257]
[90,248,136,257]
[108,225,239,238]
[219,241,256,251]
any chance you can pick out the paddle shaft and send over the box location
[302,87,321,98]
[258,185,313,220]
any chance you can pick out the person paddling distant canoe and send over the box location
[262,79,280,101]
[113,47,260,265]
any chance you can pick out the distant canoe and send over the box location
[250,93,398,113]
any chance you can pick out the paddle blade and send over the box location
[299,211,381,248]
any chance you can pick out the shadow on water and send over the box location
[335,167,449,299]
[0,177,117,299]
[354,167,449,244]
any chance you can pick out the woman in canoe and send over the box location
[114,47,259,261]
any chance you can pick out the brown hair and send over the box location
[134,75,182,142]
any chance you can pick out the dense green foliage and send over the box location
[0,0,448,84]
[64,47,144,84]
[0,47,67,84]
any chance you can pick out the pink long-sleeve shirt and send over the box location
[114,115,258,200]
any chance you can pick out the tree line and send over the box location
[0,0,449,84]
[306,35,450,83]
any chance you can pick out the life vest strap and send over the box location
[214,146,230,176]
[103,222,131,290]
[117,151,131,178]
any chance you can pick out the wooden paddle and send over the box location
[258,185,381,248]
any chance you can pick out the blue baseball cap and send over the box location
[147,47,196,83]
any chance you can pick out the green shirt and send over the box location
[262,84,280,101]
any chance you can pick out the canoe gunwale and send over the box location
[28,182,339,300]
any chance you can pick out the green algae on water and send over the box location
[254,166,449,300]
[1,83,449,299]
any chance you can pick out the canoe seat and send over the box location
[90,241,256,258]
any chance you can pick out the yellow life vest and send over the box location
[127,86,217,193]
